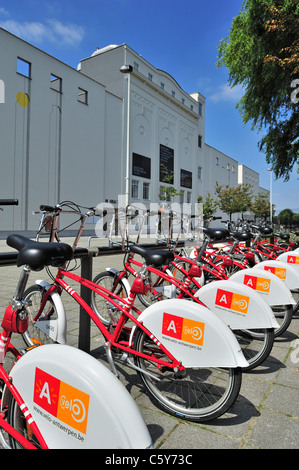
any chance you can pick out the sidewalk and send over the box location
[0,236,298,449]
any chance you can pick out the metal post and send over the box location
[78,255,92,352]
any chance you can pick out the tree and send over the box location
[214,182,253,221]
[251,191,273,220]
[217,0,299,181]
[277,208,295,225]
[197,193,218,221]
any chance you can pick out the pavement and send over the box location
[0,235,298,450]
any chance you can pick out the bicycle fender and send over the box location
[35,280,67,344]
[229,268,295,306]
[137,299,249,368]
[105,268,131,294]
[276,252,299,275]
[195,280,279,330]
[254,260,299,291]
[4,344,152,449]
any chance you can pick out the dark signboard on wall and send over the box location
[132,153,151,179]
[159,144,174,183]
[180,169,192,188]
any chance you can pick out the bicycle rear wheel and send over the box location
[271,304,293,337]
[133,328,242,422]
[8,395,41,449]
[234,328,274,371]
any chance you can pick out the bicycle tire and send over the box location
[22,284,57,347]
[8,394,41,449]
[271,304,294,337]
[137,269,174,307]
[91,271,129,325]
[234,328,274,371]
[133,328,242,422]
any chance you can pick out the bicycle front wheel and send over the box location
[91,271,129,325]
[133,329,242,422]
[22,285,57,347]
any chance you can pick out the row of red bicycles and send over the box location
[0,201,298,448]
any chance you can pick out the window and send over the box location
[198,135,202,148]
[17,57,31,78]
[160,82,165,90]
[134,62,139,71]
[216,157,219,165]
[50,74,62,93]
[180,192,184,204]
[198,166,202,179]
[78,87,88,104]
[143,182,150,200]
[181,98,185,104]
[198,103,202,115]
[172,90,175,97]
[148,73,153,81]
[187,192,191,204]
[131,180,139,199]
[190,105,194,111]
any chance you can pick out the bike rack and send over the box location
[0,241,184,353]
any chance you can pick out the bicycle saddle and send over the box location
[7,234,73,271]
[203,227,230,240]
[130,245,174,266]
[230,231,252,241]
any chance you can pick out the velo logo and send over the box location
[244,274,270,293]
[162,312,205,346]
[215,289,249,314]
[34,368,90,434]
[287,255,299,265]
[264,265,287,279]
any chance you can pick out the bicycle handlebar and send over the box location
[0,199,18,206]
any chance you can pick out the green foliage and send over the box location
[251,191,273,219]
[217,0,299,181]
[197,193,218,220]
[214,182,253,220]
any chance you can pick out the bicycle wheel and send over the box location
[22,285,57,347]
[271,304,293,337]
[133,328,242,422]
[234,328,274,371]
[138,269,173,307]
[8,394,41,449]
[91,271,129,325]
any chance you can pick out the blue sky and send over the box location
[1,0,298,214]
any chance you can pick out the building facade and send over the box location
[0,28,268,235]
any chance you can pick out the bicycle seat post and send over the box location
[12,265,30,307]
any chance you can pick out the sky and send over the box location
[0,0,298,214]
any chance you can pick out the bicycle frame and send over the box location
[0,310,48,449]
[35,267,182,373]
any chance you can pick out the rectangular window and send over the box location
[50,74,62,93]
[78,87,88,104]
[148,73,153,81]
[134,62,139,71]
[143,182,150,200]
[172,90,175,97]
[187,192,191,203]
[198,135,202,148]
[198,166,202,179]
[216,157,219,165]
[198,103,202,115]
[131,180,139,199]
[17,57,31,78]
[160,82,165,90]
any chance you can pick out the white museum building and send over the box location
[0,28,268,235]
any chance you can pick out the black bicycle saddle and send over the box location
[130,245,174,267]
[7,234,73,271]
